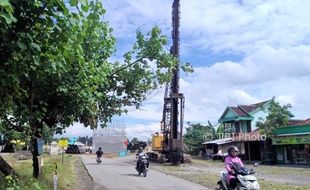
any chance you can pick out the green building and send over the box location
[273,119,310,164]
[214,100,271,161]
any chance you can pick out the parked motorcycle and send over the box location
[217,162,260,190]
[136,155,148,177]
[96,157,102,164]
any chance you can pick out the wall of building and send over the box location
[240,121,248,132]
[92,123,127,154]
[226,109,237,118]
[250,104,270,130]
[92,135,127,153]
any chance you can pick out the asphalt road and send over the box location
[81,155,207,190]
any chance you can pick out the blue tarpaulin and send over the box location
[119,151,128,157]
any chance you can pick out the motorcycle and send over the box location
[217,162,260,190]
[96,157,102,164]
[136,155,148,177]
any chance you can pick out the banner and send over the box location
[272,135,310,145]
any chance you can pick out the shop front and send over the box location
[273,125,310,165]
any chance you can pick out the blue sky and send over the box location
[62,0,310,140]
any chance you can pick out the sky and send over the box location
[61,0,310,141]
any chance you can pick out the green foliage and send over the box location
[183,122,216,155]
[216,123,225,135]
[130,137,139,145]
[0,119,52,146]
[1,154,78,189]
[0,120,29,145]
[0,0,17,25]
[4,174,20,190]
[0,0,184,138]
[40,125,54,143]
[257,98,294,137]
[59,137,70,141]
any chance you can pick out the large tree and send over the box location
[183,122,216,155]
[257,98,294,137]
[256,98,294,163]
[0,0,190,178]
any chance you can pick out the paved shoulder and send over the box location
[81,155,207,190]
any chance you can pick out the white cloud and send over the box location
[62,0,310,140]
[103,0,171,38]
[124,44,310,124]
[181,0,310,54]
[125,123,159,141]
[104,0,310,55]
[57,123,93,138]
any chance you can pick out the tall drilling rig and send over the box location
[148,0,185,165]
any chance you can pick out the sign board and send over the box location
[58,140,68,147]
[37,139,44,155]
[273,135,310,145]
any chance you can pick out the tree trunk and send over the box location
[0,155,19,177]
[32,137,40,178]
[32,155,39,178]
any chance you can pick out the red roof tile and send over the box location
[288,119,304,126]
[292,118,310,126]
[230,106,249,117]
[239,100,270,113]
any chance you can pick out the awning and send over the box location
[273,124,310,144]
[275,125,310,136]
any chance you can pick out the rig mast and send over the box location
[162,0,184,165]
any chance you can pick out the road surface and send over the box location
[81,155,207,190]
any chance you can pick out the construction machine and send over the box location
[147,0,188,165]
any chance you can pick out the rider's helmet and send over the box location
[98,147,102,150]
[137,146,143,153]
[227,146,239,157]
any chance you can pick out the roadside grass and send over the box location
[183,173,310,190]
[173,172,219,189]
[191,158,224,167]
[192,159,310,182]
[255,165,310,176]
[1,154,79,190]
[259,180,310,190]
[150,159,310,190]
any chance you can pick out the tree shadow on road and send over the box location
[84,163,130,166]
[120,173,143,177]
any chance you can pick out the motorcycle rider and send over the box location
[136,147,149,169]
[225,146,244,189]
[96,147,103,160]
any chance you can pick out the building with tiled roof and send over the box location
[287,119,305,126]
[204,99,310,165]
[202,100,272,161]
[218,100,271,133]
[273,118,310,164]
